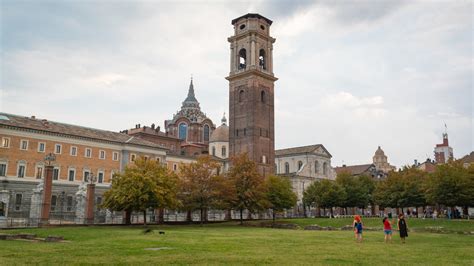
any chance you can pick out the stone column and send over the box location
[29,182,44,226]
[85,183,95,224]
[40,165,54,225]
[0,190,10,228]
[75,183,87,224]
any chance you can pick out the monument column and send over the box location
[85,183,96,224]
[40,165,53,225]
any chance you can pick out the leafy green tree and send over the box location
[425,161,474,212]
[178,156,225,225]
[304,180,345,217]
[265,175,297,223]
[336,172,375,213]
[227,153,267,225]
[102,157,179,225]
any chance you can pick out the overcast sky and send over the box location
[1,0,472,167]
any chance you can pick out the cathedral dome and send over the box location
[210,114,229,142]
[374,146,385,156]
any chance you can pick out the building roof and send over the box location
[334,164,375,176]
[460,152,474,164]
[210,114,229,142]
[0,112,167,150]
[275,144,332,157]
[374,146,386,157]
[231,13,273,25]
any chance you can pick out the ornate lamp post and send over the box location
[85,172,97,225]
[40,153,56,225]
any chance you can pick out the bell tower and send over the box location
[226,13,277,177]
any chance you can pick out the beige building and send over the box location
[275,145,335,216]
[209,115,229,160]
[372,146,396,173]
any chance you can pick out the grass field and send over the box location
[0,218,473,265]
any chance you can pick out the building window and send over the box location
[173,164,177,171]
[298,161,303,171]
[144,156,149,161]
[68,169,75,182]
[222,146,226,157]
[17,163,26,178]
[178,123,188,140]
[99,150,106,160]
[130,154,136,162]
[51,195,57,211]
[285,162,290,174]
[112,152,119,161]
[262,155,267,164]
[0,163,6,177]
[204,125,210,142]
[244,128,247,136]
[323,162,328,175]
[212,146,216,156]
[96,196,103,206]
[238,48,247,69]
[239,90,244,103]
[66,196,73,211]
[54,144,62,154]
[110,171,115,181]
[38,142,46,152]
[15,194,22,211]
[70,146,77,156]
[1,137,10,148]
[261,90,265,103]
[259,49,266,70]
[156,157,161,163]
[85,148,92,158]
[36,166,43,179]
[315,161,319,174]
[53,167,60,180]
[98,171,104,184]
[20,140,28,150]
[83,170,90,182]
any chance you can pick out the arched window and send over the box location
[323,162,328,175]
[262,155,267,164]
[315,161,319,174]
[298,161,303,171]
[261,90,265,103]
[239,48,247,69]
[0,201,5,216]
[259,49,266,69]
[239,90,244,103]
[203,124,210,141]
[221,146,226,157]
[212,146,216,156]
[285,162,290,174]
[178,123,187,140]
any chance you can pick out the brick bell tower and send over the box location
[226,13,277,177]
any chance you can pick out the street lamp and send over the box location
[44,153,56,166]
[88,172,97,184]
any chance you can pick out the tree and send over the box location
[265,175,297,224]
[227,153,267,225]
[102,157,179,225]
[336,172,375,213]
[304,180,345,217]
[425,161,474,212]
[178,156,225,225]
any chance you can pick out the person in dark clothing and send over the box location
[398,214,408,243]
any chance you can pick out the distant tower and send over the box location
[226,13,277,177]
[372,146,396,173]
[434,126,453,163]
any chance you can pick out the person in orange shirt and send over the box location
[353,215,363,243]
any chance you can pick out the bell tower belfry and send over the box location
[226,13,277,177]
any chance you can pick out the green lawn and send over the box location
[0,220,473,265]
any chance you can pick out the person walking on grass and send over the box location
[353,215,363,243]
[398,214,408,244]
[382,217,392,243]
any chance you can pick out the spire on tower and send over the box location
[221,112,227,125]
[184,77,197,103]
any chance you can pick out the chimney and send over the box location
[157,126,161,132]
[151,123,155,129]
[414,159,418,166]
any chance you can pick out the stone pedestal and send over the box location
[0,190,10,228]
[40,166,53,225]
[75,183,87,224]
[85,184,95,224]
[29,182,43,226]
